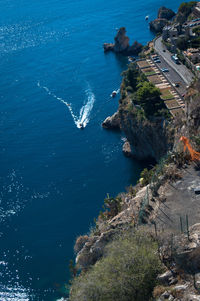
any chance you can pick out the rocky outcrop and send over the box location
[158,6,175,20]
[103,27,143,55]
[122,141,132,157]
[149,18,169,33]
[119,110,174,161]
[75,184,151,269]
[149,6,175,33]
[75,229,116,269]
[102,112,120,129]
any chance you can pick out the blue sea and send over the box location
[0,0,184,300]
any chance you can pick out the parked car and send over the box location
[163,49,166,52]
[173,82,180,87]
[154,59,161,63]
[161,68,169,72]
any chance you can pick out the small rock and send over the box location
[161,291,170,298]
[188,242,197,249]
[187,294,200,301]
[174,284,188,291]
[102,112,120,129]
[122,141,132,157]
[158,270,173,284]
[169,277,178,285]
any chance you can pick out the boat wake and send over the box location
[37,82,95,129]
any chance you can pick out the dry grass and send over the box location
[136,60,151,69]
[160,88,174,100]
[164,99,180,109]
[170,107,184,117]
[147,75,163,84]
[153,285,168,298]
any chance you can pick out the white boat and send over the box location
[79,122,84,129]
[145,15,149,20]
[111,90,117,98]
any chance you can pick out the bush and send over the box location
[69,229,162,301]
[140,168,154,186]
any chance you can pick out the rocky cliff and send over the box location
[103,27,143,55]
[149,6,175,33]
[67,74,200,301]
[158,6,175,20]
[102,63,175,162]
[149,18,169,33]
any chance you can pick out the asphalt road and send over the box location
[154,36,194,86]
[152,55,187,96]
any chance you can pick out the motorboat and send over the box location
[145,15,149,20]
[79,122,84,129]
[111,90,117,98]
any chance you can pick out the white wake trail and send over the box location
[37,82,95,128]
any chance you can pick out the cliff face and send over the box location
[119,109,174,161]
[102,64,175,162]
[185,81,200,141]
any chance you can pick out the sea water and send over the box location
[0,0,184,300]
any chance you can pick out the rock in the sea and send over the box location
[113,27,130,52]
[158,6,175,20]
[122,141,132,157]
[103,43,115,52]
[102,112,120,129]
[149,18,169,33]
[103,27,143,55]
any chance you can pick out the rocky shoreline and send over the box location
[67,3,200,300]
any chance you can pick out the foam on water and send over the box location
[38,82,95,128]
[0,261,32,300]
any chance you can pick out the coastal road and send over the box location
[154,36,194,86]
[152,55,187,96]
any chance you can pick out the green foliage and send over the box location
[192,135,200,148]
[99,194,122,220]
[126,85,133,93]
[69,229,162,301]
[122,64,139,90]
[192,26,200,36]
[190,36,200,48]
[177,1,197,23]
[136,81,161,101]
[176,36,189,50]
[136,81,164,117]
[140,168,154,186]
[126,184,137,197]
[178,1,197,14]
[177,51,186,64]
[120,63,168,118]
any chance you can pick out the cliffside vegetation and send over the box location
[176,1,197,23]
[120,63,169,119]
[69,229,162,301]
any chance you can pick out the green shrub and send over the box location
[69,229,162,301]
[140,168,154,186]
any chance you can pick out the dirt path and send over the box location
[154,164,200,233]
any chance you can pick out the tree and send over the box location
[122,64,139,90]
[176,36,189,50]
[136,81,163,117]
